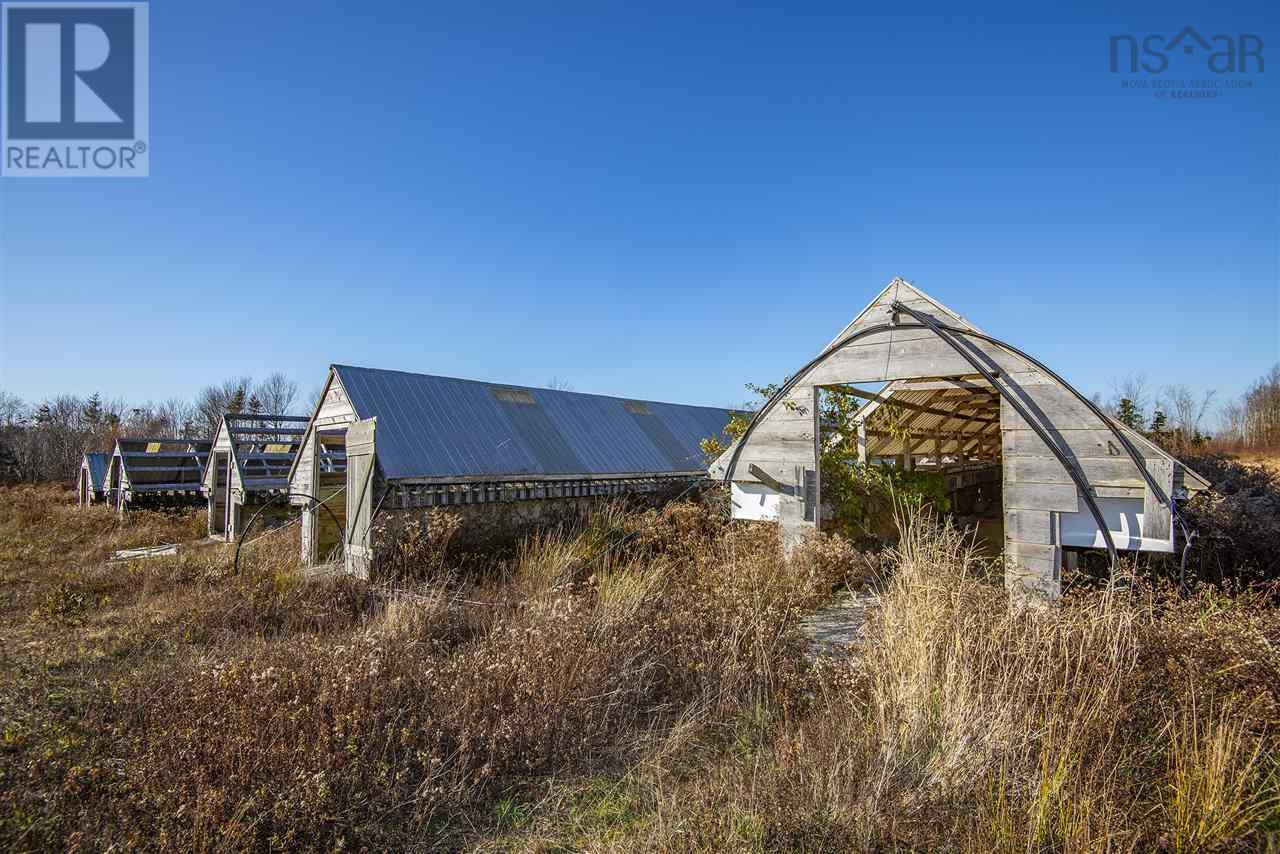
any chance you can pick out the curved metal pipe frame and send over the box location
[889,301,1117,569]
[234,490,343,575]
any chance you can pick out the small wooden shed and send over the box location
[287,364,734,574]
[710,278,1211,603]
[203,413,307,541]
[106,437,212,515]
[77,452,109,506]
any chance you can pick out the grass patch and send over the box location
[0,484,1278,851]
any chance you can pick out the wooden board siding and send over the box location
[1005,508,1052,543]
[209,451,230,537]
[291,374,357,501]
[1004,457,1153,489]
[1142,458,1174,540]
[291,369,358,564]
[344,419,376,578]
[712,277,1207,604]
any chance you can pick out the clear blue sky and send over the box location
[1,0,1276,417]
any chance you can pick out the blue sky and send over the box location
[1,0,1276,418]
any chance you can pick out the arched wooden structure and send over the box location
[709,278,1209,603]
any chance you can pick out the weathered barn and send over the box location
[203,413,307,541]
[77,452,109,506]
[106,437,212,514]
[710,278,1210,603]
[287,364,733,574]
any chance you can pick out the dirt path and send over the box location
[800,588,881,660]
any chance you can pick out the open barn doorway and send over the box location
[815,377,1004,555]
[307,428,348,565]
[107,459,121,510]
[209,452,229,537]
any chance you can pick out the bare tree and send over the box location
[0,390,27,483]
[306,383,327,413]
[15,395,86,482]
[1109,373,1152,424]
[154,398,198,438]
[194,376,253,436]
[1160,384,1216,449]
[1219,400,1245,443]
[253,372,299,416]
[0,390,27,427]
[0,374,302,484]
[1240,364,1280,447]
[546,376,575,392]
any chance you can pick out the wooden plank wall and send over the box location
[713,279,1183,603]
[292,377,357,501]
[293,373,358,564]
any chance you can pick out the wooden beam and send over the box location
[748,463,793,495]
[226,414,310,423]
[842,386,997,424]
[896,377,995,392]
[865,389,941,456]
[228,427,307,437]
[120,451,207,459]
[127,483,205,492]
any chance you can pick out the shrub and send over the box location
[1175,453,1280,593]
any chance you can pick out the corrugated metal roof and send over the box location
[332,364,735,481]
[83,452,109,488]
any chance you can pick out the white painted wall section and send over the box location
[1058,497,1175,553]
[731,482,781,521]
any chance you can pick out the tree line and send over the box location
[0,373,302,485]
[1218,364,1280,450]
[4,363,1278,487]
[1099,364,1280,454]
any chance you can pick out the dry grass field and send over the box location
[1,483,1278,851]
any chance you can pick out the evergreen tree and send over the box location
[228,386,247,414]
[81,393,103,427]
[1149,408,1167,433]
[1116,398,1145,431]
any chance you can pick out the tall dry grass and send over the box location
[631,511,1280,852]
[2,486,1279,851]
[1166,696,1279,853]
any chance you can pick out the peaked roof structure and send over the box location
[80,452,109,490]
[111,437,212,497]
[820,277,984,351]
[321,364,734,482]
[204,413,307,494]
[712,277,1208,492]
[710,277,987,481]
